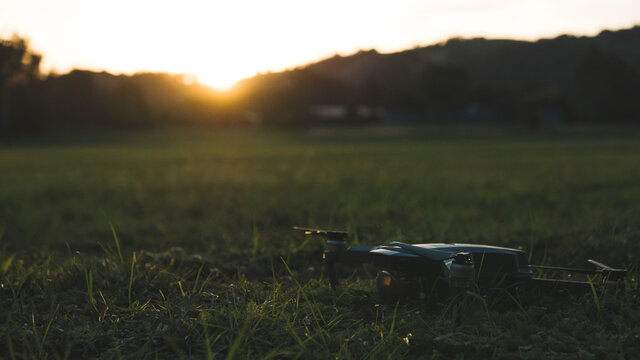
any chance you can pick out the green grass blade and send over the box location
[40,304,60,352]
[201,314,214,360]
[226,319,251,360]
[128,251,136,306]
[389,301,399,336]
[192,263,204,293]
[1,254,14,275]
[109,221,124,264]
[587,275,601,314]
[85,268,98,312]
[6,333,15,360]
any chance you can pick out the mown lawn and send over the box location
[1,128,639,359]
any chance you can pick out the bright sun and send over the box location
[196,69,248,91]
[173,52,254,91]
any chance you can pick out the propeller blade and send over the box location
[293,227,349,241]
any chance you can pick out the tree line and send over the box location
[1,26,639,137]
[0,37,244,137]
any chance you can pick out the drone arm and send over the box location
[323,246,381,288]
[528,276,625,296]
[528,259,626,296]
[528,265,600,274]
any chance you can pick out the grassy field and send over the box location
[1,128,640,359]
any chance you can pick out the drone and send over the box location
[293,227,627,302]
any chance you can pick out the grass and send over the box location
[1,127,640,358]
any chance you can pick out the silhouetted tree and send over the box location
[0,36,42,136]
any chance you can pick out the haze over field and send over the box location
[1,0,639,89]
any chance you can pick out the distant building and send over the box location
[309,104,384,123]
[309,105,348,120]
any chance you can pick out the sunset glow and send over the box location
[1,0,639,90]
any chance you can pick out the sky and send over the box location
[1,0,639,90]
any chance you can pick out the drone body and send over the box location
[294,227,626,301]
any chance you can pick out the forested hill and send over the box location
[301,26,640,89]
[235,26,640,125]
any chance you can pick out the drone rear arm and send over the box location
[527,277,624,296]
[528,260,626,296]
